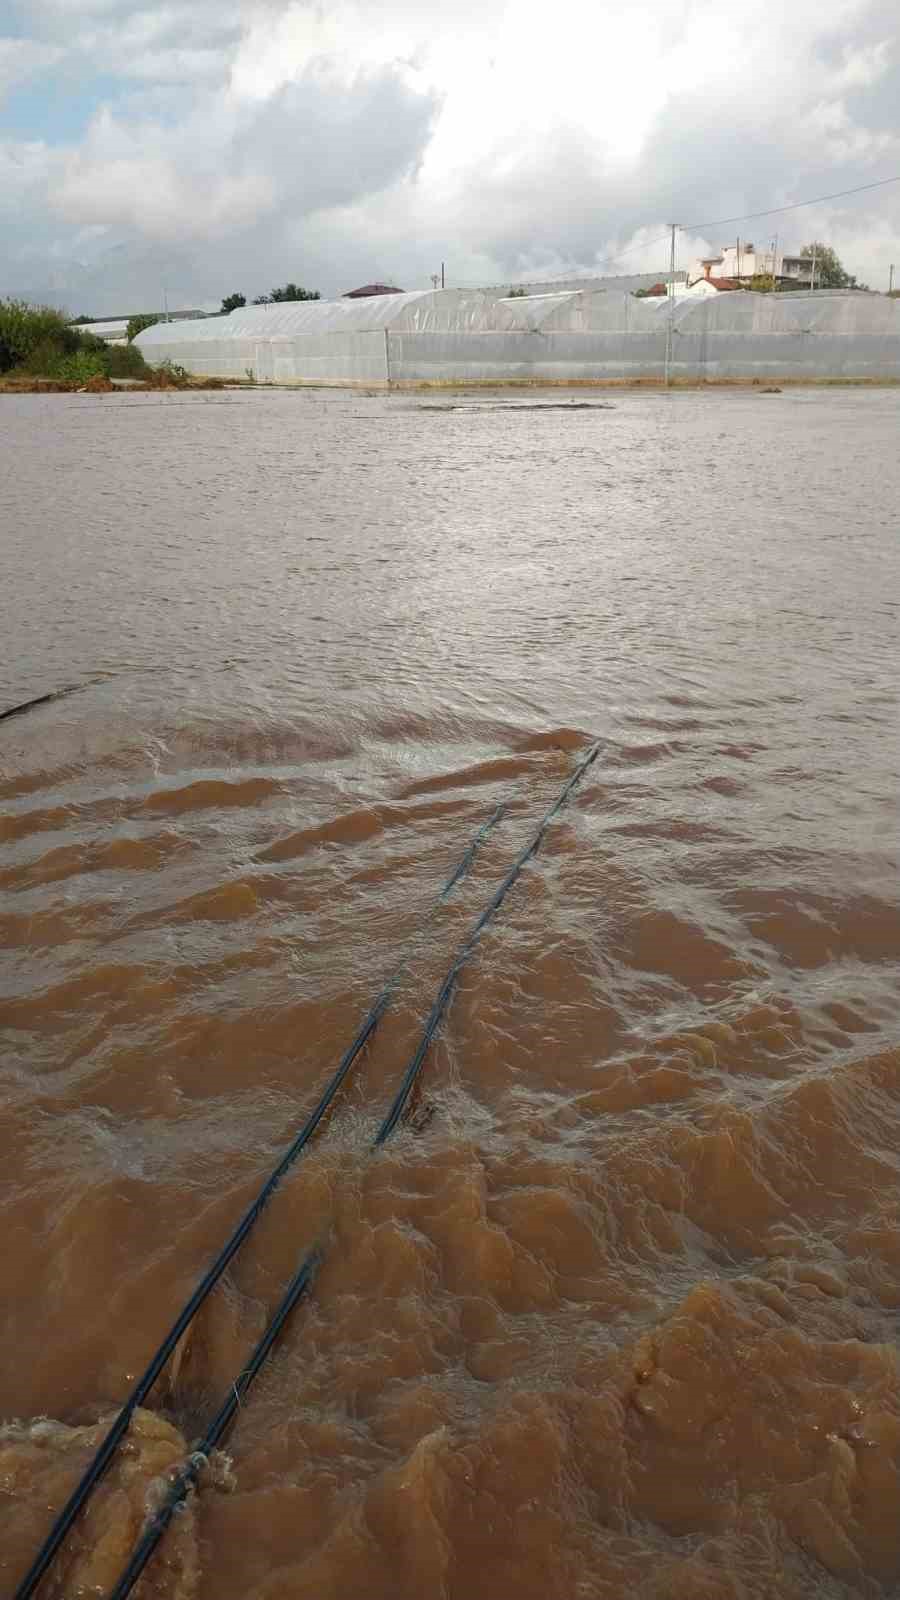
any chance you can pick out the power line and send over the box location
[683,173,900,235]
[611,172,900,271]
[588,231,676,271]
[455,172,900,293]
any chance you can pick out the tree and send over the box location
[252,295,271,305]
[268,283,320,303]
[508,286,528,298]
[800,243,856,289]
[221,293,246,314]
[127,313,159,342]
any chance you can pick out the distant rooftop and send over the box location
[342,283,404,299]
[71,309,206,324]
[474,270,688,297]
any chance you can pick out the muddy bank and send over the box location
[0,372,229,394]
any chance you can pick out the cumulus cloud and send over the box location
[1,0,898,310]
[45,60,435,245]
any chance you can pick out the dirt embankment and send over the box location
[0,372,228,394]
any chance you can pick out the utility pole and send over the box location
[163,287,169,323]
[441,262,445,290]
[890,263,895,295]
[664,223,678,387]
[771,234,778,292]
[810,242,817,292]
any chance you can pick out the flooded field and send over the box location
[2,386,900,1599]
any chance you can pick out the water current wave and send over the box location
[1,387,899,1598]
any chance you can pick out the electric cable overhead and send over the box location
[682,172,900,235]
[460,172,900,292]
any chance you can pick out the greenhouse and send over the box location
[136,287,900,387]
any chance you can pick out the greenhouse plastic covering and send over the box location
[136,288,900,386]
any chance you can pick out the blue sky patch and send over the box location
[2,69,123,143]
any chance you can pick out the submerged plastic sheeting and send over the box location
[136,288,900,385]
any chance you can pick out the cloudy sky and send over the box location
[1,0,898,311]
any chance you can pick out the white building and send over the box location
[691,243,813,287]
[71,310,208,346]
[71,319,130,345]
[667,278,721,299]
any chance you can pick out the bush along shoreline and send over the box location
[0,300,224,392]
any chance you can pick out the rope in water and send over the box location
[106,739,601,1600]
[13,802,505,1600]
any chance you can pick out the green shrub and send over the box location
[144,358,188,388]
[0,299,195,384]
[21,342,109,383]
[20,336,67,377]
[0,298,120,378]
[127,313,160,343]
[57,350,109,383]
[0,298,80,372]
[21,347,105,382]
[106,342,148,378]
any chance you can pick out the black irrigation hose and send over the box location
[106,739,601,1600]
[0,684,85,724]
[375,739,601,1145]
[13,802,504,1600]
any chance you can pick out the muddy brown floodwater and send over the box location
[1,386,900,1600]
